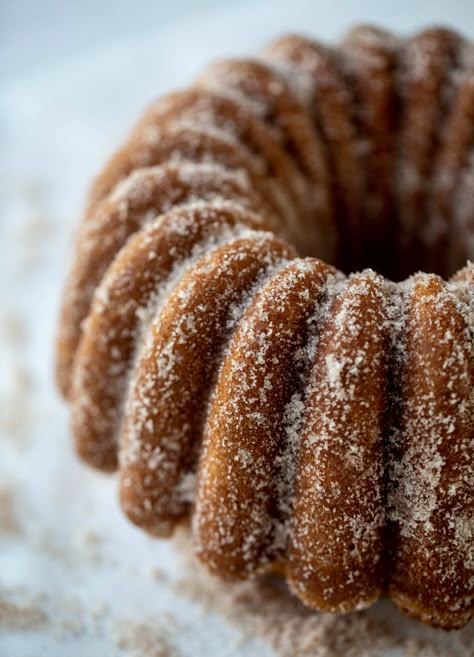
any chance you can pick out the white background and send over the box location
[1,1,473,655]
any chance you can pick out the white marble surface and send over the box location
[1,1,473,655]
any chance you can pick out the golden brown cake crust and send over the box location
[57,26,474,630]
[194,259,337,579]
[71,202,270,471]
[56,161,273,399]
[119,234,295,536]
[288,271,388,612]
[387,273,474,628]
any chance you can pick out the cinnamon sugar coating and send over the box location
[57,26,474,630]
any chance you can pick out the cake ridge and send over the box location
[56,160,276,399]
[194,258,340,578]
[71,204,276,470]
[119,234,295,536]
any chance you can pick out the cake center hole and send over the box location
[322,216,473,281]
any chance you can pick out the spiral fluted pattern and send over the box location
[57,26,474,629]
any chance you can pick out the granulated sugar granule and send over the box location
[172,531,473,657]
[0,597,49,632]
[0,486,22,535]
[113,619,180,657]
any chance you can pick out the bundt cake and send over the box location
[56,25,474,630]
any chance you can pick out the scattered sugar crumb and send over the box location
[1,312,27,349]
[0,485,21,534]
[77,528,104,563]
[113,619,179,657]
[145,565,168,582]
[172,534,473,657]
[0,597,49,631]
